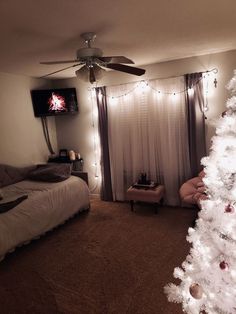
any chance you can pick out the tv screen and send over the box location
[31,88,78,117]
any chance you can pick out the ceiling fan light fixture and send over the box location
[75,64,106,84]
[93,65,106,79]
[75,65,89,81]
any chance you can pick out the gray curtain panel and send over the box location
[95,87,113,201]
[185,72,206,177]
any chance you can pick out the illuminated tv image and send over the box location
[31,88,78,117]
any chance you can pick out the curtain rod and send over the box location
[89,68,218,90]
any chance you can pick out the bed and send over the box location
[0,164,90,261]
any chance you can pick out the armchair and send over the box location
[179,170,207,209]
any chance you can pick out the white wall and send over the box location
[54,49,236,194]
[52,79,99,192]
[0,72,57,166]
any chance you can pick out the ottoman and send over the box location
[126,185,165,213]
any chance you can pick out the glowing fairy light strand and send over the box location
[89,89,100,193]
[88,68,218,99]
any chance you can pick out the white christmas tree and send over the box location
[165,71,236,314]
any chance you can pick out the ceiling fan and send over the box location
[40,32,146,83]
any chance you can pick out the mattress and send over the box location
[0,175,90,261]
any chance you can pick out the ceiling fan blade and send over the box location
[40,63,81,78]
[106,63,145,76]
[89,67,96,84]
[97,56,134,64]
[40,60,79,65]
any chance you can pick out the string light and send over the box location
[155,90,162,100]
[188,87,194,96]
[91,89,96,98]
[90,68,218,101]
[123,93,129,101]
[88,88,101,192]
[172,92,177,101]
[209,292,215,299]
[110,97,118,105]
[138,80,150,93]
[92,106,98,119]
[202,68,218,112]
[231,270,236,278]
[203,74,210,112]
[98,90,103,101]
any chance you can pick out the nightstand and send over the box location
[48,157,84,172]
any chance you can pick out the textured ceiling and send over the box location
[0,0,236,79]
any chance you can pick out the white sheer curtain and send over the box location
[106,76,191,206]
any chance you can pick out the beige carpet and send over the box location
[0,199,197,314]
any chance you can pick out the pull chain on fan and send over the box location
[40,32,145,83]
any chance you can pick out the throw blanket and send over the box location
[28,163,72,182]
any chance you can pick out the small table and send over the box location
[126,184,165,214]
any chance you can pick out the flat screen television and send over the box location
[31,88,78,117]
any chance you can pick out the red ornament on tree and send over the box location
[224,204,234,213]
[219,261,229,270]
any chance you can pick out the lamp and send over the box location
[75,64,106,83]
